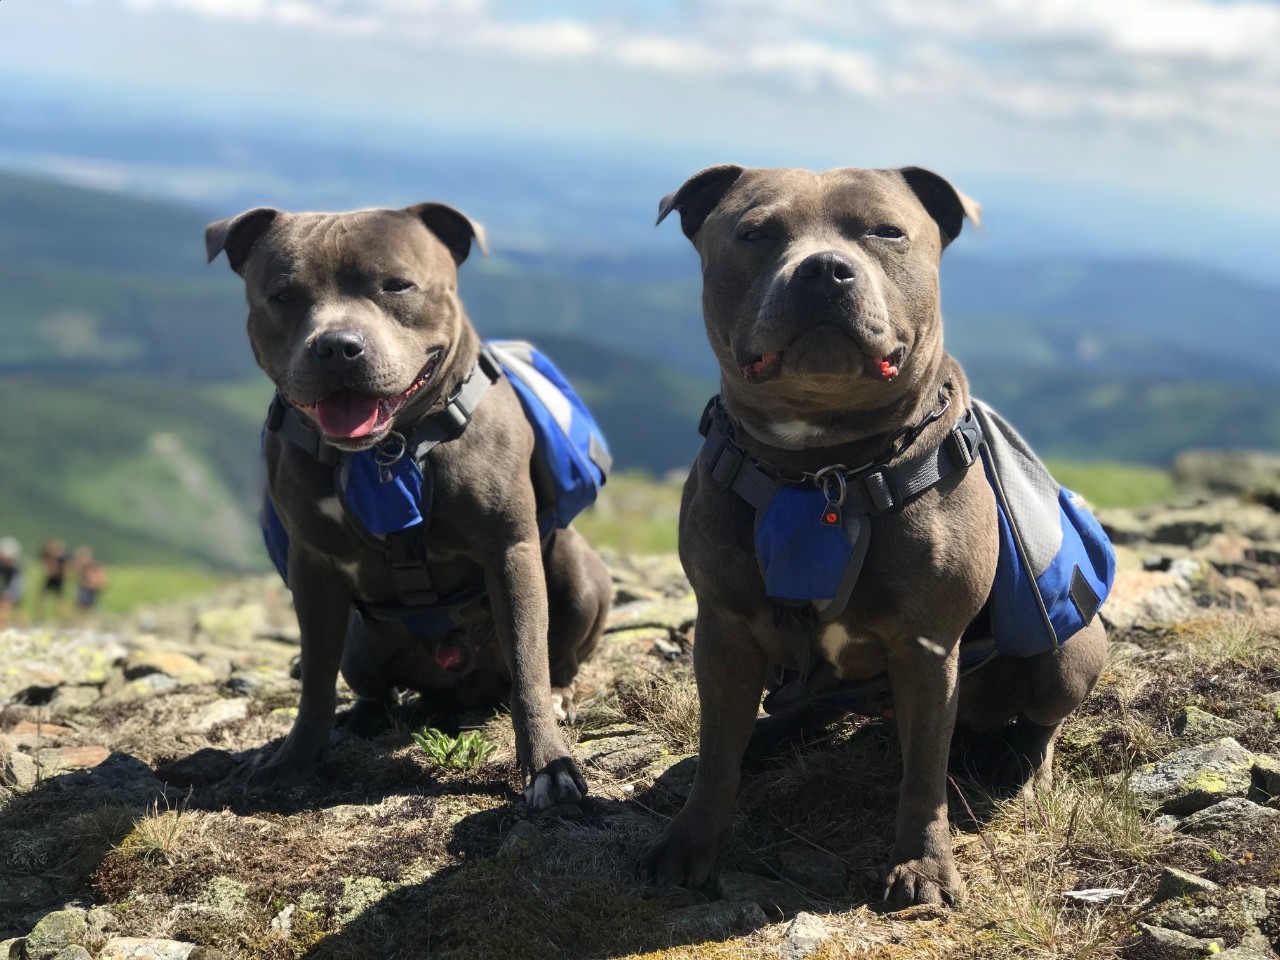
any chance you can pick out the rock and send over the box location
[607,595,698,634]
[1173,450,1280,498]
[1148,885,1269,940]
[1152,867,1220,903]
[665,900,766,941]
[1212,949,1276,960]
[778,911,830,960]
[123,652,216,686]
[1103,570,1196,629]
[2,748,39,789]
[1134,923,1225,959]
[193,604,268,646]
[99,673,179,705]
[1251,755,1280,801]
[24,909,87,960]
[498,820,547,861]
[716,871,807,919]
[98,938,203,959]
[1222,577,1262,609]
[578,730,662,778]
[1177,797,1280,836]
[189,698,249,733]
[50,947,93,960]
[1122,737,1255,814]
[4,721,76,746]
[269,904,294,938]
[38,745,111,776]
[1174,706,1245,742]
[0,941,23,960]
[47,686,101,714]
[85,907,116,938]
[778,846,848,899]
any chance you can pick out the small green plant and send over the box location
[411,728,496,771]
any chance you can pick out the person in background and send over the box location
[0,537,25,629]
[33,538,69,621]
[72,545,108,619]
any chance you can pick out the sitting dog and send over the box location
[206,202,610,806]
[638,165,1110,906]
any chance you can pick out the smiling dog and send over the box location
[638,165,1110,907]
[206,203,610,806]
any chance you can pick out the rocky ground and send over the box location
[2,465,1280,959]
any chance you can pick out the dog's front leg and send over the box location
[883,635,962,907]
[248,549,351,792]
[485,536,586,809]
[639,609,768,888]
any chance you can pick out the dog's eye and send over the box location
[871,224,905,240]
[271,289,298,304]
[739,230,769,242]
[382,278,416,294]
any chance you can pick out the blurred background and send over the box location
[0,0,1277,612]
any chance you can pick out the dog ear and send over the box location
[656,164,746,240]
[205,208,280,272]
[898,167,981,248]
[405,202,488,266]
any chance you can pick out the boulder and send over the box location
[24,909,87,960]
[715,871,807,919]
[778,846,848,899]
[1177,797,1280,836]
[1152,867,1220,904]
[1103,570,1196,630]
[665,900,766,941]
[1251,755,1280,801]
[1134,923,1224,959]
[1173,706,1245,742]
[1123,738,1255,814]
[778,911,831,960]
[98,938,222,959]
[123,651,216,686]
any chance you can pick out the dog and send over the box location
[637,165,1109,907]
[205,202,610,807]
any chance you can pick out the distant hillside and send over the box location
[0,170,1276,568]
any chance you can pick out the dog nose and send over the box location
[313,330,365,365]
[796,251,856,285]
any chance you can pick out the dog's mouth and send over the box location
[298,349,442,440]
[740,346,906,384]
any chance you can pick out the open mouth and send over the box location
[298,349,442,440]
[740,345,906,384]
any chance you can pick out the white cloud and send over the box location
[108,0,1280,143]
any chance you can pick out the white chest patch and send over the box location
[769,419,825,446]
[315,497,345,524]
[818,622,863,664]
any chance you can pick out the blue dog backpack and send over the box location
[969,399,1116,658]
[487,340,612,531]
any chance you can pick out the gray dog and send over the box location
[638,165,1108,907]
[205,203,610,807]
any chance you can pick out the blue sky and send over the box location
[1,0,1278,277]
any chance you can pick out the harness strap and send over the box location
[698,397,985,519]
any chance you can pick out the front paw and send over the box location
[882,855,963,909]
[550,686,577,723]
[637,812,723,889]
[245,740,322,794]
[524,755,587,809]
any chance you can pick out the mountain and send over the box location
[0,170,1277,569]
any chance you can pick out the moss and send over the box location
[334,876,389,925]
[200,875,250,915]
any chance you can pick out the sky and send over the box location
[1,0,1278,276]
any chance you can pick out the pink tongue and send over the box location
[314,389,382,438]
[743,352,780,379]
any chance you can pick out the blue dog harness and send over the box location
[698,392,1114,718]
[261,342,611,639]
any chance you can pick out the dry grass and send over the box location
[616,670,702,754]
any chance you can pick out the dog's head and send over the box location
[659,165,978,437]
[206,203,486,451]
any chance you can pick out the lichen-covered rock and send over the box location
[24,909,87,960]
[1147,885,1269,940]
[1174,706,1245,742]
[50,946,93,960]
[98,938,200,959]
[1177,797,1280,836]
[1134,923,1224,959]
[779,911,830,960]
[0,940,24,960]
[188,698,249,733]
[1,747,38,790]
[1152,866,1220,903]
[123,651,216,686]
[1251,754,1280,801]
[1122,737,1255,813]
[497,820,547,861]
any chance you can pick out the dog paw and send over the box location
[524,756,587,810]
[637,815,722,889]
[244,744,321,794]
[550,686,577,723]
[882,857,963,910]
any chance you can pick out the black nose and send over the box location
[313,330,365,365]
[796,251,856,284]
